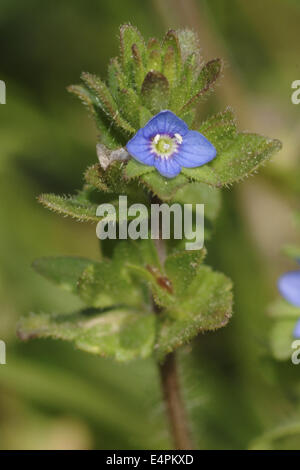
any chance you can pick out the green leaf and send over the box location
[147,38,162,71]
[84,164,109,192]
[67,84,119,149]
[164,250,205,297]
[155,266,233,360]
[124,158,155,179]
[124,160,189,201]
[38,192,101,223]
[162,46,177,89]
[177,29,202,65]
[139,106,153,127]
[139,171,188,201]
[141,71,170,114]
[81,72,135,135]
[107,57,127,99]
[18,309,156,362]
[180,58,223,113]
[161,30,182,88]
[198,107,237,151]
[32,257,98,293]
[77,261,143,308]
[173,182,221,224]
[131,44,145,91]
[169,54,197,113]
[116,87,141,129]
[119,24,146,78]
[182,133,282,187]
[268,299,300,319]
[270,320,295,360]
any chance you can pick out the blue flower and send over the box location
[294,318,300,339]
[126,110,216,178]
[278,267,300,338]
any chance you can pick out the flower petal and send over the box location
[126,129,155,165]
[294,319,300,339]
[154,157,181,178]
[142,110,189,139]
[278,270,300,308]
[174,130,217,168]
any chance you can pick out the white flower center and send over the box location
[151,133,183,158]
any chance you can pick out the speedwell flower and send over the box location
[278,267,300,338]
[126,110,216,178]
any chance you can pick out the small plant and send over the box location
[18,24,282,449]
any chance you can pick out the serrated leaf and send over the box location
[141,71,170,114]
[268,299,300,319]
[182,133,282,187]
[270,320,295,360]
[155,266,233,360]
[18,309,156,362]
[180,58,223,114]
[32,257,99,293]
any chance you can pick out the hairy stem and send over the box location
[153,233,193,450]
[159,352,193,450]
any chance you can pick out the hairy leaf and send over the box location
[32,257,98,293]
[18,309,156,362]
[81,72,135,135]
[141,71,170,114]
[182,133,282,187]
[38,192,101,222]
[180,58,223,113]
[155,266,233,360]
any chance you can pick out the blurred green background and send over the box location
[1,0,300,450]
